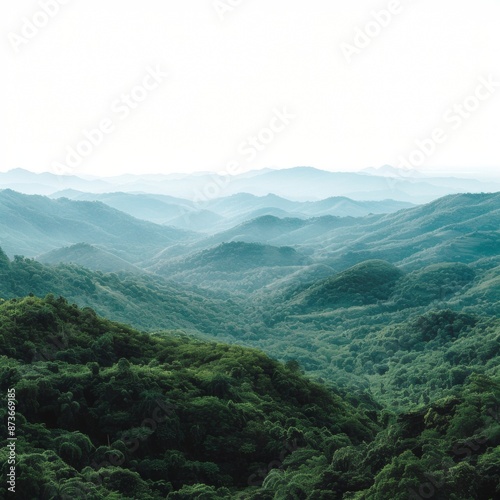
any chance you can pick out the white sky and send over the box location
[1,0,500,178]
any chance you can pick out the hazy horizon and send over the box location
[2,164,500,182]
[3,1,500,180]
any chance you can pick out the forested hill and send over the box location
[3,190,500,286]
[0,249,247,337]
[1,296,500,498]
[0,295,376,499]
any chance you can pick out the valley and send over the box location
[1,178,500,498]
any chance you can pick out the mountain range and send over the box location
[49,190,414,231]
[2,166,499,203]
[3,189,500,296]
[2,182,500,498]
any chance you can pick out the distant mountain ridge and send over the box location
[2,188,500,299]
[48,190,413,232]
[0,189,196,261]
[2,166,498,203]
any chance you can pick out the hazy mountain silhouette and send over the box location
[3,166,498,202]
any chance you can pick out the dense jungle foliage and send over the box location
[1,191,500,498]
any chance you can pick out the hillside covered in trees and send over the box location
[1,297,500,498]
[1,190,500,498]
[0,296,379,498]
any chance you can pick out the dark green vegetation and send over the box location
[288,260,404,310]
[0,251,244,337]
[0,296,377,499]
[1,190,500,498]
[1,295,500,498]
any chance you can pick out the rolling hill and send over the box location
[49,190,414,232]
[288,260,404,311]
[185,193,500,272]
[0,248,247,337]
[0,190,196,263]
[157,242,310,273]
[13,190,498,304]
[150,242,313,293]
[38,243,143,274]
